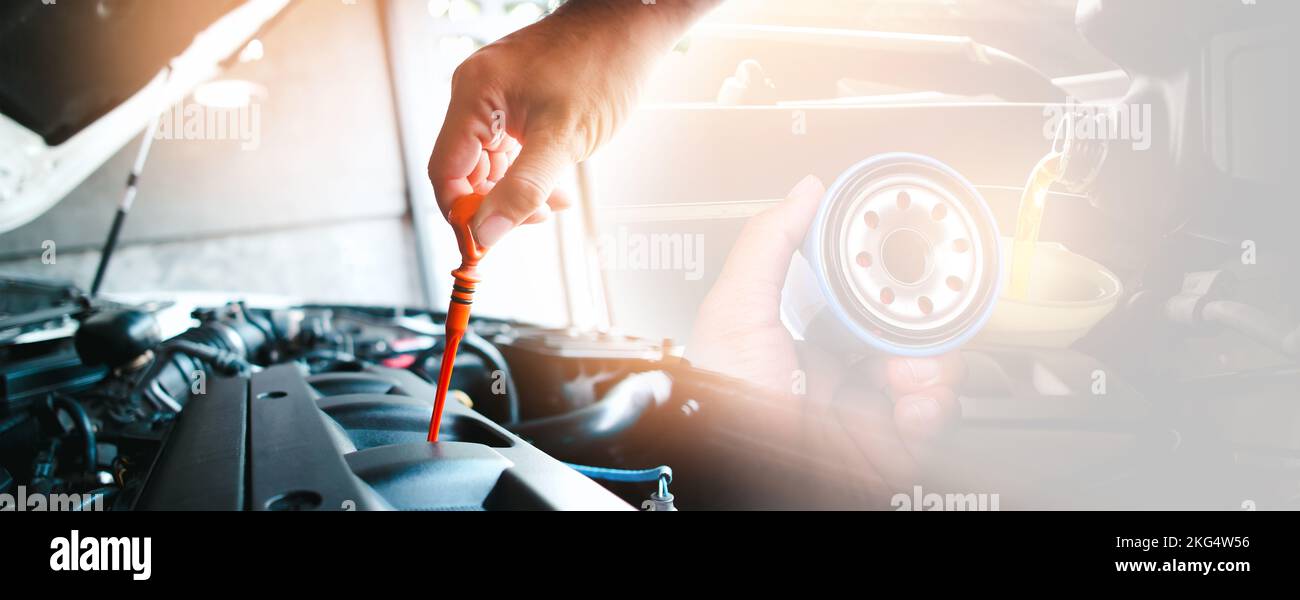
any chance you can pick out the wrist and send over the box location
[553,0,719,54]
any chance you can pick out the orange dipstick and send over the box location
[428,193,489,442]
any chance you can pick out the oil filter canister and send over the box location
[781,153,1001,357]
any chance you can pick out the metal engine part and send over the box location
[782,153,1001,358]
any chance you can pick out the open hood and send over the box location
[0,0,291,233]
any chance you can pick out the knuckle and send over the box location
[450,55,482,87]
[539,115,595,163]
[450,52,501,94]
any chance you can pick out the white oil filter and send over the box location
[782,153,1002,357]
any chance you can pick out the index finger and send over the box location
[428,93,499,216]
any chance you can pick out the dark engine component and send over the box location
[67,303,267,425]
[509,370,671,463]
[493,328,663,422]
[137,364,628,511]
[74,309,161,370]
[488,328,672,464]
[2,293,643,511]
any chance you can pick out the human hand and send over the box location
[687,175,965,495]
[428,1,719,247]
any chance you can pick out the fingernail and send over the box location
[789,174,822,197]
[903,359,942,387]
[905,397,940,421]
[474,215,513,247]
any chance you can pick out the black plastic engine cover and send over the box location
[136,364,629,511]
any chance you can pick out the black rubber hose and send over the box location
[167,339,252,376]
[509,371,671,456]
[51,394,97,471]
[460,331,520,424]
[416,330,521,424]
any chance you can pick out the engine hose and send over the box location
[460,330,520,424]
[565,463,671,484]
[50,394,97,471]
[566,463,675,507]
[508,371,671,454]
[166,339,252,376]
[137,335,257,413]
[414,329,521,425]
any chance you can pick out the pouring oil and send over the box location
[1007,151,1065,300]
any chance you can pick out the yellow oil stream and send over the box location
[1007,151,1065,300]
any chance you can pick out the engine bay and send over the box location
[5,266,1300,512]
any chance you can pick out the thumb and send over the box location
[708,175,825,314]
[471,138,571,247]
